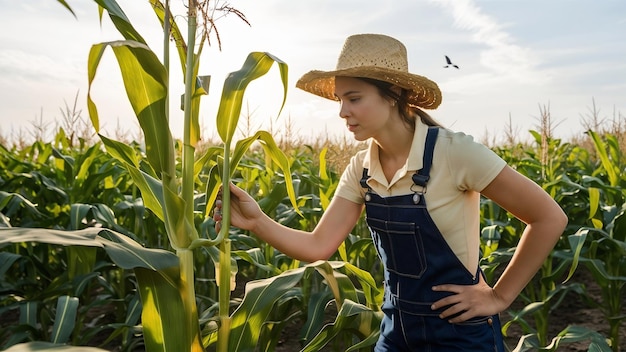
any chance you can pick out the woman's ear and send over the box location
[389,85,403,106]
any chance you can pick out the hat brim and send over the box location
[296,66,442,109]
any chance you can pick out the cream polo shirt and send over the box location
[335,121,507,273]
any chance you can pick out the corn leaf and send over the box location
[19,301,38,328]
[87,40,174,177]
[98,134,141,168]
[251,131,301,215]
[318,147,332,210]
[343,262,383,308]
[515,325,612,352]
[543,325,612,351]
[50,296,79,344]
[203,164,222,219]
[587,130,619,186]
[221,261,378,351]
[225,131,301,215]
[0,228,178,272]
[562,228,588,282]
[312,260,359,309]
[135,266,198,352]
[148,0,187,70]
[162,175,195,248]
[70,203,93,230]
[66,245,97,279]
[74,144,100,185]
[611,204,626,242]
[98,135,165,221]
[128,166,166,222]
[93,0,147,44]
[185,56,207,148]
[55,0,76,18]
[232,248,279,275]
[588,187,600,219]
[225,268,304,351]
[301,299,380,352]
[216,52,288,145]
[298,291,334,343]
[0,192,44,219]
[5,342,108,351]
[0,228,200,350]
[0,252,22,279]
[194,146,222,179]
[0,228,101,248]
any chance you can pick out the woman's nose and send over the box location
[339,102,349,119]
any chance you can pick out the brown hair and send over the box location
[357,77,443,130]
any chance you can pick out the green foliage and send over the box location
[3,1,296,351]
[0,228,179,350]
[484,131,624,351]
[1,1,624,352]
[4,126,626,351]
[513,325,611,351]
[202,261,381,351]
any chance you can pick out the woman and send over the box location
[214,34,567,351]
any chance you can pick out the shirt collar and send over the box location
[362,119,429,184]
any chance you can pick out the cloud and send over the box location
[429,0,544,84]
[0,49,81,84]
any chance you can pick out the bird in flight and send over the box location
[444,55,459,69]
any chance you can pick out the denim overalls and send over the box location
[361,127,505,351]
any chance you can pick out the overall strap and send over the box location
[412,127,439,187]
[360,168,370,189]
[360,126,440,190]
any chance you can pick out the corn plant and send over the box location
[552,130,626,352]
[0,129,147,349]
[511,325,611,352]
[0,227,182,350]
[1,0,298,351]
[205,258,382,351]
[482,131,609,350]
[195,145,384,350]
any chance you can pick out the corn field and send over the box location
[1,1,625,352]
[1,122,626,351]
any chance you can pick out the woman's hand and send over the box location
[213,183,264,233]
[430,275,510,323]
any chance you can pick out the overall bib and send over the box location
[361,127,505,352]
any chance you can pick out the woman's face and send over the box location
[334,76,395,141]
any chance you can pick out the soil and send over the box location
[1,270,624,351]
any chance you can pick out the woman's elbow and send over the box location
[303,244,343,263]
[549,205,568,239]
[288,244,337,263]
[558,207,568,228]
[313,247,339,262]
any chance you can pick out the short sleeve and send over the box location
[445,132,507,192]
[334,151,367,204]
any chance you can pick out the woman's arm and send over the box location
[431,165,567,322]
[482,166,568,304]
[217,183,364,262]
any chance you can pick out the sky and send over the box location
[1,0,625,145]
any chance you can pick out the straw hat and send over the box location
[296,34,442,109]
